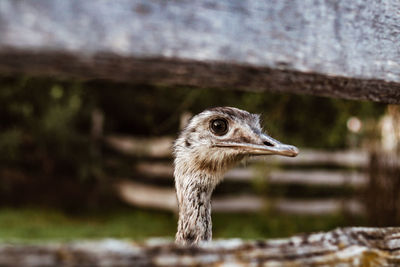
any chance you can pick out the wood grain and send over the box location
[0,1,400,103]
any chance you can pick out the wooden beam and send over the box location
[2,227,400,266]
[0,1,400,103]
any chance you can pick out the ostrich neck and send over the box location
[175,170,220,245]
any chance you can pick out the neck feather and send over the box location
[174,168,221,245]
[173,148,243,245]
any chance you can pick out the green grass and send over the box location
[0,207,366,242]
[0,208,176,242]
[213,212,366,240]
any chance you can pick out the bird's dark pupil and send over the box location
[214,121,223,129]
[211,119,227,135]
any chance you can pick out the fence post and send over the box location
[366,151,400,226]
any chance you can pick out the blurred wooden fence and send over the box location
[105,135,369,216]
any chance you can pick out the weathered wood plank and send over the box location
[0,0,400,103]
[116,180,365,215]
[135,162,368,187]
[2,227,400,266]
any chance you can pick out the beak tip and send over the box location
[293,147,299,156]
[287,146,299,157]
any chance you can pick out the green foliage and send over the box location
[0,129,22,161]
[0,76,99,180]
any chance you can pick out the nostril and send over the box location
[263,141,274,147]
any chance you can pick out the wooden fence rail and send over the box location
[1,0,400,103]
[2,227,400,266]
[135,162,368,187]
[116,180,365,215]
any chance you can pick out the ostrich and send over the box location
[173,107,299,245]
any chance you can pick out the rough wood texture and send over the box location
[1,0,400,103]
[1,227,400,266]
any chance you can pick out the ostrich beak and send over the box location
[215,133,299,157]
[253,133,299,157]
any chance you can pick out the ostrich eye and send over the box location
[210,118,228,136]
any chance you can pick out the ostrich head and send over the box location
[173,107,298,245]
